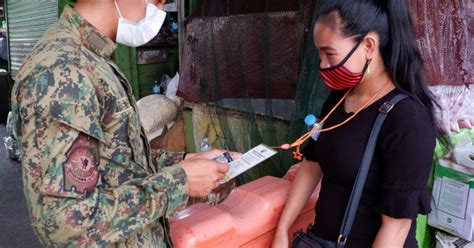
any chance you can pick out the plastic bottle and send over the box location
[170,18,178,33]
[152,79,161,94]
[199,137,212,152]
[304,114,321,141]
[304,114,317,131]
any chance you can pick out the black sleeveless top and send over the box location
[302,89,436,247]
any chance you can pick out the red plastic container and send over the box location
[170,173,320,248]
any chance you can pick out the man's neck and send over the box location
[74,2,118,41]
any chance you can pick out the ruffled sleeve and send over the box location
[376,188,432,219]
[374,100,436,219]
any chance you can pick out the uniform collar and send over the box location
[59,6,117,58]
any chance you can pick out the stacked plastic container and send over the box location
[170,172,320,247]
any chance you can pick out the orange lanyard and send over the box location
[274,87,384,160]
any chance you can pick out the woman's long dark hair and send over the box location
[316,0,435,115]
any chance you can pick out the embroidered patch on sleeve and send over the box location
[63,132,100,196]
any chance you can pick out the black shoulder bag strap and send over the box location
[336,93,409,247]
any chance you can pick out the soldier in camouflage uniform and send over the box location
[11,0,231,247]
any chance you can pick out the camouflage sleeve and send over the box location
[18,65,188,246]
[37,129,189,246]
[151,148,186,170]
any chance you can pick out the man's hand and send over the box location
[179,158,229,197]
[185,149,242,161]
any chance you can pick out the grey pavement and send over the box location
[0,124,42,248]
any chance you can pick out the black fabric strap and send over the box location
[337,93,409,247]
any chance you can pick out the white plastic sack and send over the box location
[435,230,474,248]
[453,139,474,169]
[429,158,474,241]
[165,72,181,105]
[136,94,178,141]
[430,85,474,134]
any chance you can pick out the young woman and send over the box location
[273,0,436,247]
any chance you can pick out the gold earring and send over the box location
[367,58,372,74]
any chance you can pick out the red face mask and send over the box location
[319,41,369,90]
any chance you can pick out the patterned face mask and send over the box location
[114,0,166,47]
[319,40,370,90]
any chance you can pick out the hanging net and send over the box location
[177,0,328,184]
[177,0,473,184]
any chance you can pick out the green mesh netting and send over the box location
[178,0,329,184]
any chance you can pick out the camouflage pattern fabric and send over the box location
[11,6,188,248]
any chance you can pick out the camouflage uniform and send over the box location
[11,6,188,247]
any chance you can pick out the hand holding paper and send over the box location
[220,144,277,183]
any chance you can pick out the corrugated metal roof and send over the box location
[7,1,58,77]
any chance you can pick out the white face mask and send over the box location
[115,0,166,47]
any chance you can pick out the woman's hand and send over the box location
[272,227,289,248]
[372,214,411,248]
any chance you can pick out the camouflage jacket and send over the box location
[11,6,188,248]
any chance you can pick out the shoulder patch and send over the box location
[63,133,100,196]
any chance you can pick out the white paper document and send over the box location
[437,177,469,219]
[221,144,277,182]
